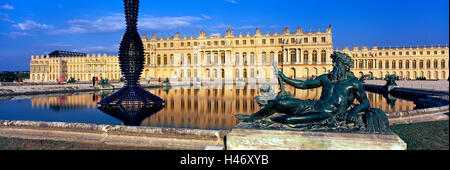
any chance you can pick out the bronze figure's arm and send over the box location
[278,72,322,89]
[347,79,371,123]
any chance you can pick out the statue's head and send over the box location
[329,52,354,81]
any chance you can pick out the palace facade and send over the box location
[338,45,449,80]
[29,26,449,82]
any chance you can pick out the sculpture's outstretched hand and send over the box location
[235,114,252,122]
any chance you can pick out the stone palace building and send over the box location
[29,26,449,82]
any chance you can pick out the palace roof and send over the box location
[48,50,87,58]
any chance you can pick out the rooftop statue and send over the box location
[236,52,391,133]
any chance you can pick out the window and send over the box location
[214,41,218,46]
[207,41,211,46]
[399,52,402,55]
[187,42,191,46]
[392,52,396,55]
[291,38,296,44]
[442,51,445,54]
[385,52,389,56]
[321,37,326,42]
[434,51,438,55]
[170,43,173,47]
[243,40,247,45]
[406,51,409,55]
[278,38,283,44]
[235,40,239,45]
[427,51,431,55]
[250,40,254,45]
[181,42,184,47]
[321,50,326,63]
[221,41,225,45]
[194,42,197,46]
[262,39,266,45]
[420,51,423,55]
[379,52,382,56]
[164,43,167,48]
[157,43,161,48]
[303,38,308,43]
[413,51,416,55]
[270,39,274,44]
[313,37,317,43]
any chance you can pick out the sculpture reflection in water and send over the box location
[99,104,164,126]
[98,0,165,124]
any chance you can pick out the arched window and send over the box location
[406,60,410,69]
[312,50,318,63]
[290,50,296,63]
[426,60,431,69]
[278,51,283,63]
[378,61,383,69]
[180,54,185,65]
[434,60,438,68]
[214,52,218,64]
[262,52,267,65]
[392,60,396,69]
[243,53,248,65]
[250,52,255,65]
[164,55,168,65]
[441,60,446,68]
[412,60,417,69]
[385,60,390,69]
[187,54,192,65]
[419,60,424,69]
[235,52,240,65]
[207,52,212,64]
[321,50,326,63]
[399,60,403,69]
[270,52,274,63]
[303,51,309,63]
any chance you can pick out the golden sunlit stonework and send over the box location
[29,26,449,82]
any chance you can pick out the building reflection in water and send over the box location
[29,85,417,130]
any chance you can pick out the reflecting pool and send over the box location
[0,85,416,130]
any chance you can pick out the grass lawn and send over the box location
[391,120,449,150]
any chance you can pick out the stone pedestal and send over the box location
[226,123,407,150]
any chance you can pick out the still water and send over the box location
[0,85,416,130]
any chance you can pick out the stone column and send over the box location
[286,49,290,64]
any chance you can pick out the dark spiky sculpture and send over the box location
[98,0,164,107]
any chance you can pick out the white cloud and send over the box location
[224,0,237,4]
[0,32,30,38]
[13,20,53,30]
[0,13,13,23]
[50,14,211,35]
[72,44,120,54]
[1,4,14,10]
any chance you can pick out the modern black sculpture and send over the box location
[98,0,164,107]
[236,52,391,133]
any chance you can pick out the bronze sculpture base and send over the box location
[226,122,407,150]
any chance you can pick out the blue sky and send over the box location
[0,0,448,71]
